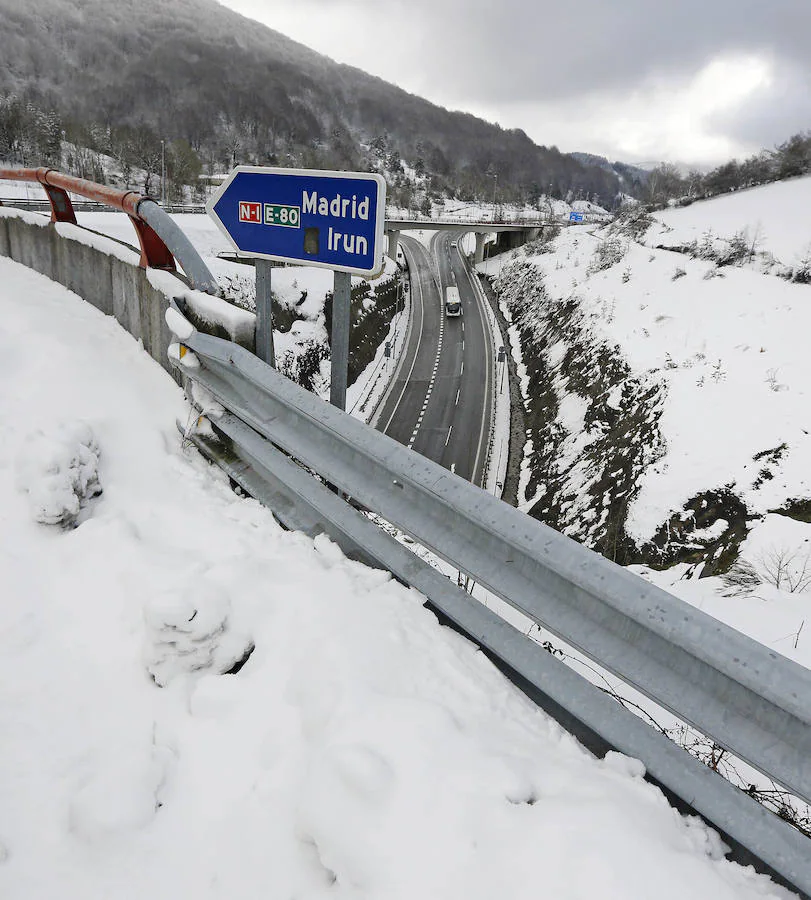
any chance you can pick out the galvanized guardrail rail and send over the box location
[167,298,811,898]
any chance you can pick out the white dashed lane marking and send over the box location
[408,308,445,450]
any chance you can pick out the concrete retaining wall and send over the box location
[0,209,255,381]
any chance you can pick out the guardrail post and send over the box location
[34,168,76,224]
[255,259,275,367]
[42,185,77,224]
[330,270,351,410]
[127,214,176,271]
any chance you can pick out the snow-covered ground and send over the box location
[479,180,811,674]
[0,257,797,898]
[649,175,811,270]
[76,210,231,260]
[402,197,609,223]
[531,225,811,547]
[0,179,48,200]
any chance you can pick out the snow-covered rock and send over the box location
[144,580,253,686]
[68,747,169,841]
[15,421,101,526]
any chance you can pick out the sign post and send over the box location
[330,271,352,410]
[207,166,387,409]
[255,259,274,367]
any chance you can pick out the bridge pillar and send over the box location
[387,230,400,260]
[474,233,486,265]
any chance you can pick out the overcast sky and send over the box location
[220,0,810,168]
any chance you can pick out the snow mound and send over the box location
[68,747,170,841]
[15,421,101,526]
[144,580,253,686]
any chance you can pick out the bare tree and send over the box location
[758,548,811,593]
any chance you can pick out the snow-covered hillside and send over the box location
[2,257,796,898]
[482,180,811,672]
[649,175,811,273]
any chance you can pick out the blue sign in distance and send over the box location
[207,166,387,277]
[569,211,584,223]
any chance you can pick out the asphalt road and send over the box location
[374,232,494,486]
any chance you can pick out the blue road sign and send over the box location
[569,211,584,223]
[207,166,387,277]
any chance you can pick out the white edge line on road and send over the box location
[402,237,446,448]
[379,238,426,434]
[456,242,494,488]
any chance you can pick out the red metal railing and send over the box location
[0,167,175,271]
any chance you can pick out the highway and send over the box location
[373,232,494,485]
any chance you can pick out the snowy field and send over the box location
[0,180,48,201]
[0,256,796,898]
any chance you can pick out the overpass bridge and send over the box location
[384,216,560,263]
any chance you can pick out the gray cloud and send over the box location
[713,61,811,149]
[222,0,811,164]
[375,0,810,101]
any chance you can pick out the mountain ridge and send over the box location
[0,0,625,206]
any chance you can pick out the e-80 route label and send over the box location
[238,201,301,228]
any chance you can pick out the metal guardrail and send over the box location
[0,197,210,215]
[0,169,218,294]
[167,300,811,897]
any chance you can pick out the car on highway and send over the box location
[445,286,462,317]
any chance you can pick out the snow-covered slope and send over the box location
[538,226,811,547]
[482,179,811,673]
[0,258,795,898]
[649,175,811,274]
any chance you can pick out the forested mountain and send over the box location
[0,0,623,207]
[570,152,650,196]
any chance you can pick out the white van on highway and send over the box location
[445,286,462,317]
